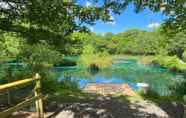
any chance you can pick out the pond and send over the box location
[0,59,185,96]
[55,59,185,96]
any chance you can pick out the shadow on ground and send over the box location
[45,93,184,118]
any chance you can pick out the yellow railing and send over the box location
[0,73,44,118]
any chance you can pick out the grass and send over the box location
[138,89,184,104]
[113,55,142,60]
[138,56,154,65]
[153,55,186,72]
[78,52,113,69]
[136,54,186,72]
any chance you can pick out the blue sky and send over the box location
[87,3,166,34]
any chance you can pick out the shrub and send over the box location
[153,55,186,72]
[183,50,186,62]
[169,79,186,98]
[78,44,113,69]
[138,56,154,65]
[20,42,63,72]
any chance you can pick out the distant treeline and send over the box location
[68,28,186,59]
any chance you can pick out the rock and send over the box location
[137,83,150,93]
[55,110,74,118]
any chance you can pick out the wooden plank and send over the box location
[0,95,42,118]
[84,83,137,96]
[0,77,40,91]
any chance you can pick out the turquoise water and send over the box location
[0,59,185,96]
[56,59,185,96]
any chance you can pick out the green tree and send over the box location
[131,0,186,32]
[69,32,95,55]
[168,30,186,58]
[20,42,62,72]
[0,32,24,61]
[183,50,186,62]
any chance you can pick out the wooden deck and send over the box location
[83,83,137,96]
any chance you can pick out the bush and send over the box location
[169,79,186,98]
[183,50,186,62]
[153,55,186,72]
[78,44,113,69]
[138,56,154,65]
[20,42,63,72]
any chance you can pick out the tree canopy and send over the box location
[1,0,185,37]
[0,0,186,64]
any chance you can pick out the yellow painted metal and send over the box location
[0,95,41,118]
[34,73,44,118]
[0,78,39,91]
[0,73,44,118]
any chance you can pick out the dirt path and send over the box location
[9,95,184,118]
[48,96,184,118]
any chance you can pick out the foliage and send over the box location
[0,0,186,104]
[70,28,168,56]
[20,42,63,72]
[169,79,186,98]
[168,30,186,58]
[153,55,186,72]
[78,44,113,69]
[0,0,130,44]
[59,78,81,93]
[0,32,25,61]
[40,71,62,95]
[131,0,186,32]
[138,56,154,65]
[183,50,186,62]
[1,0,185,35]
[138,75,186,103]
[68,32,94,55]
[139,89,183,103]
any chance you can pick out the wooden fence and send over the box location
[0,73,44,118]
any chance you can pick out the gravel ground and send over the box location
[49,96,184,118]
[9,96,184,118]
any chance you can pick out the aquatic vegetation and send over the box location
[138,56,154,65]
[59,59,184,96]
[152,55,186,72]
[78,44,113,69]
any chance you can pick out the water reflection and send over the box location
[57,60,185,96]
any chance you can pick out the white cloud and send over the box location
[89,27,94,31]
[85,1,92,7]
[147,22,160,29]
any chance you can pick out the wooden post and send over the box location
[34,73,44,118]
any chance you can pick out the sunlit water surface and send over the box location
[55,59,185,96]
[0,59,185,96]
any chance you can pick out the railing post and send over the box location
[34,73,44,118]
[184,105,186,118]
